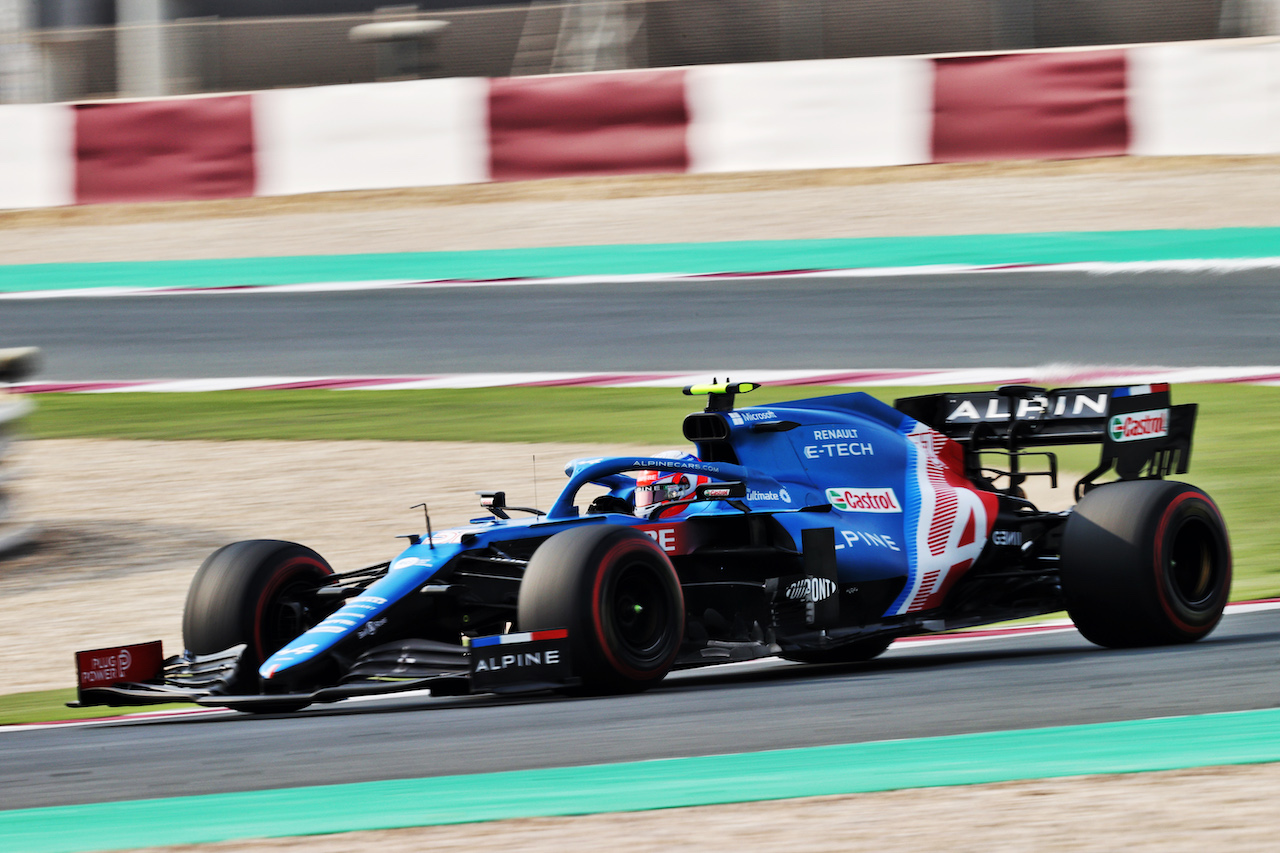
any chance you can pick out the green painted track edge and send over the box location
[5,707,1280,853]
[5,227,1280,292]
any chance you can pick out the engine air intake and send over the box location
[683,413,729,442]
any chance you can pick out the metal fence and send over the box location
[2,0,1275,103]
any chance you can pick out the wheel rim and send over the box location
[259,579,311,655]
[1168,517,1221,608]
[609,560,675,666]
[254,562,328,660]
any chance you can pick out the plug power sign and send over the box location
[76,641,164,689]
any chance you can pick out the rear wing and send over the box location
[895,383,1197,495]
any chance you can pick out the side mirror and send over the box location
[694,481,747,501]
[477,491,509,519]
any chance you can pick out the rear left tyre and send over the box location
[1059,480,1231,648]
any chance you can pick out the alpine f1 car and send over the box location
[73,381,1231,713]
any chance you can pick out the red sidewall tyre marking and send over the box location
[1152,491,1229,635]
[251,556,332,661]
[589,538,680,683]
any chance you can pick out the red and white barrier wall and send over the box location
[254,79,490,195]
[1,40,1278,210]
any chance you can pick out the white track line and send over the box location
[13,366,1280,393]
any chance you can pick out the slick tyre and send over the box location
[781,637,893,665]
[1060,481,1231,648]
[183,539,335,669]
[519,525,684,694]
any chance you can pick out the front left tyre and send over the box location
[518,525,684,694]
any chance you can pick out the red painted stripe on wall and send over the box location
[931,50,1129,163]
[74,95,256,204]
[488,70,689,182]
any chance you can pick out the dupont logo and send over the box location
[785,577,838,601]
[826,487,902,513]
[1108,408,1169,442]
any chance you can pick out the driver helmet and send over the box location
[635,452,709,515]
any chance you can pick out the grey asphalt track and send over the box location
[3,269,1280,380]
[2,610,1277,810]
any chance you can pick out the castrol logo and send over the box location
[1108,408,1169,442]
[826,487,902,513]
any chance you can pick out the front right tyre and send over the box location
[183,539,335,708]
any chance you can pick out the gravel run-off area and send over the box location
[4,156,1280,850]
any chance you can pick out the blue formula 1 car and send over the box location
[73,381,1231,713]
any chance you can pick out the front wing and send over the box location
[69,631,576,712]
